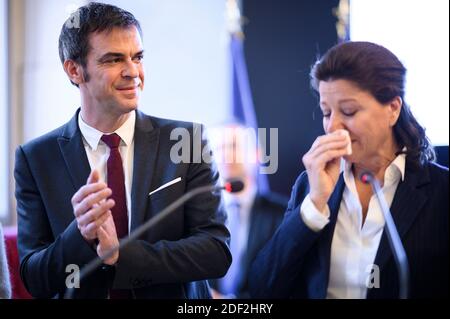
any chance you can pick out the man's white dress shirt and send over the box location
[78,111,136,231]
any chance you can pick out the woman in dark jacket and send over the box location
[249,41,448,299]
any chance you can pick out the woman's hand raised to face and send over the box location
[302,129,351,213]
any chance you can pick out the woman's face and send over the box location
[318,79,401,166]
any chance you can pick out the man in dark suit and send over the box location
[208,123,286,298]
[14,2,231,299]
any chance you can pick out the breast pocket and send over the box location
[146,182,185,240]
[148,180,184,204]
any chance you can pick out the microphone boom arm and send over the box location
[363,173,410,299]
[64,184,219,299]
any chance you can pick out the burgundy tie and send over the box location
[101,133,128,239]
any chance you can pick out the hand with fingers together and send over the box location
[96,210,119,265]
[302,129,351,213]
[71,169,119,264]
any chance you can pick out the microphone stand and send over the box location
[64,184,228,299]
[361,172,409,299]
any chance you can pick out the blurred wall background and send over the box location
[243,0,340,196]
[1,0,448,224]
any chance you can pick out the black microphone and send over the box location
[64,180,244,299]
[224,179,244,193]
[360,172,409,299]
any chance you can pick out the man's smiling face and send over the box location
[80,26,145,116]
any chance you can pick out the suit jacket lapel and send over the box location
[57,109,91,193]
[130,111,160,231]
[317,174,345,297]
[245,197,264,271]
[373,162,430,270]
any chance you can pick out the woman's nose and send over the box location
[325,113,345,134]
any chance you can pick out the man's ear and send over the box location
[389,96,402,127]
[63,59,85,86]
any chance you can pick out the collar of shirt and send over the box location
[223,185,257,223]
[78,111,136,150]
[225,185,256,210]
[343,151,406,192]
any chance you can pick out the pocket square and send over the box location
[148,177,182,196]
